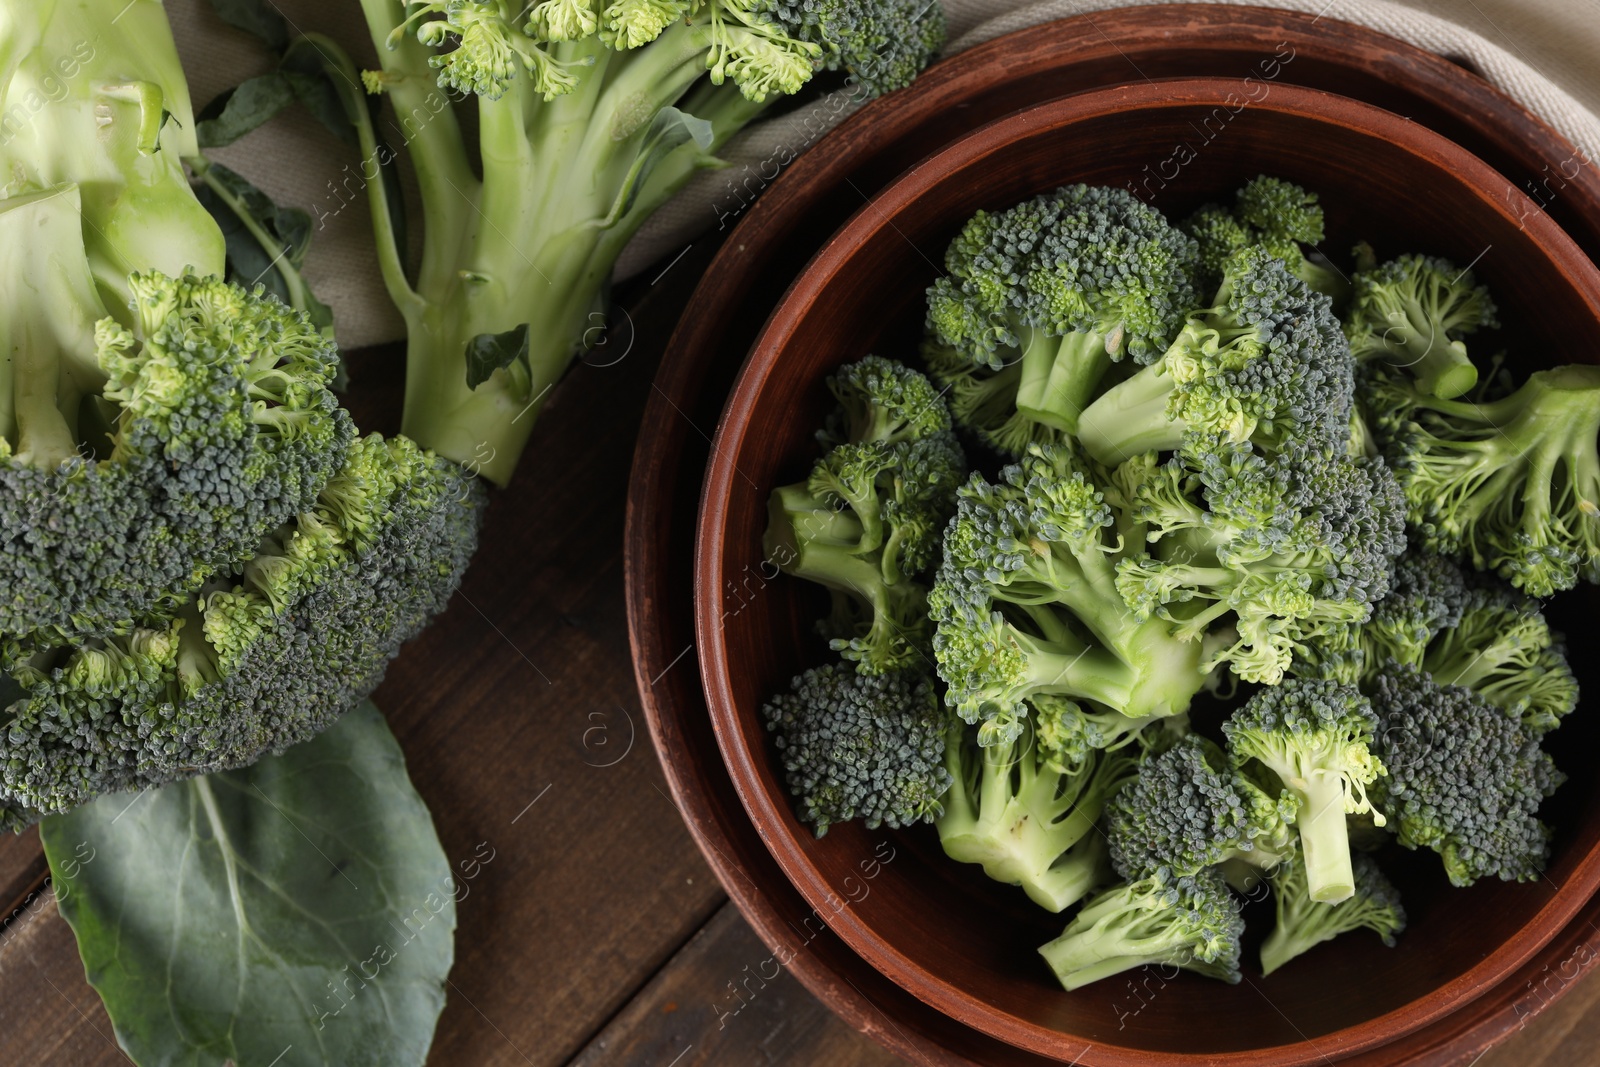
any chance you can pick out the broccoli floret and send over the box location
[1181,204,1254,280]
[0,434,483,818]
[922,184,1199,452]
[1106,734,1297,884]
[765,358,964,674]
[0,189,352,642]
[286,0,941,487]
[1112,442,1406,685]
[929,443,1216,746]
[762,663,951,836]
[1367,363,1600,596]
[1029,691,1169,770]
[1221,678,1386,904]
[937,710,1138,912]
[1424,584,1577,734]
[1260,851,1405,975]
[1369,664,1562,887]
[1037,868,1244,990]
[1344,254,1497,400]
[1182,178,1347,303]
[1077,247,1355,465]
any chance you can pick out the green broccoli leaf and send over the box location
[466,323,531,389]
[605,106,716,225]
[196,73,296,148]
[41,701,455,1067]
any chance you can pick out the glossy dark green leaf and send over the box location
[209,0,289,50]
[42,701,455,1067]
[196,74,295,148]
[465,323,530,389]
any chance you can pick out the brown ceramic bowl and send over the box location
[692,81,1600,1063]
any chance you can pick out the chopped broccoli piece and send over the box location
[1260,851,1405,975]
[1222,678,1387,904]
[936,710,1139,912]
[1367,363,1600,596]
[0,434,483,818]
[0,189,352,642]
[1345,254,1496,400]
[1106,734,1297,883]
[923,184,1199,452]
[1077,247,1355,465]
[1112,442,1406,685]
[765,358,964,674]
[929,443,1216,746]
[762,663,951,837]
[1037,868,1244,990]
[1369,664,1562,887]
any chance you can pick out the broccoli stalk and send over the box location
[1037,869,1244,990]
[937,713,1136,912]
[1222,679,1387,904]
[1345,254,1496,400]
[1370,363,1600,596]
[289,0,944,486]
[1076,248,1354,465]
[1260,851,1405,975]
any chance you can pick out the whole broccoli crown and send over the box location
[763,663,951,836]
[1369,664,1562,886]
[1345,253,1498,353]
[822,355,952,447]
[0,434,484,817]
[1106,734,1275,879]
[1223,676,1383,784]
[0,271,353,641]
[1166,248,1354,453]
[926,184,1199,367]
[1234,175,1326,253]
[764,0,945,97]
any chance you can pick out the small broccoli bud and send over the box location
[763,663,951,836]
[1106,734,1296,881]
[1222,678,1386,903]
[1369,664,1562,887]
[1345,254,1497,400]
[1038,868,1244,990]
[1261,851,1405,975]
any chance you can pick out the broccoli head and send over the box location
[0,434,483,819]
[929,442,1215,746]
[765,357,964,673]
[1112,441,1406,685]
[1037,868,1244,990]
[1106,734,1297,885]
[1367,363,1600,596]
[1369,664,1562,887]
[0,187,353,642]
[923,184,1199,452]
[762,663,951,837]
[1182,177,1347,303]
[1077,247,1355,465]
[1345,253,1496,400]
[938,711,1140,912]
[1222,678,1387,904]
[1260,850,1405,975]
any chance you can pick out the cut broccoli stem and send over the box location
[1377,328,1476,401]
[1035,833,1112,912]
[1076,361,1182,465]
[1297,773,1356,903]
[1014,327,1112,434]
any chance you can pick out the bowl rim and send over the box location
[693,78,1600,1064]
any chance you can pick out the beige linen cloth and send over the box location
[167,0,1600,351]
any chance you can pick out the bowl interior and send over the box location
[697,82,1600,1064]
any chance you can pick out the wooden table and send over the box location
[0,247,1591,1067]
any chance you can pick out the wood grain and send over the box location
[569,901,902,1067]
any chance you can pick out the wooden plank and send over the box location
[569,901,903,1067]
[1476,943,1600,1067]
[0,892,128,1064]
[0,255,731,1066]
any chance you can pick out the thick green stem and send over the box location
[1296,774,1354,903]
[1078,362,1183,465]
[1015,328,1112,434]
